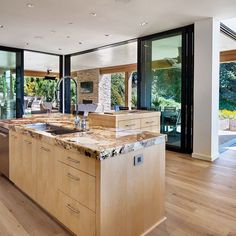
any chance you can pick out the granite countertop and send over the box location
[5,114,166,160]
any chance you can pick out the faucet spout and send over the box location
[56,76,79,116]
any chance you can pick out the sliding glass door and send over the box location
[0,47,24,119]
[138,26,194,153]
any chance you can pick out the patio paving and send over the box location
[219,130,236,153]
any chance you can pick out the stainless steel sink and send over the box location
[26,123,79,135]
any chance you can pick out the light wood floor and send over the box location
[0,148,236,236]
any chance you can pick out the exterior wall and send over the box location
[192,18,220,162]
[76,69,111,111]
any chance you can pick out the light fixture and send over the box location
[68,22,73,25]
[78,42,82,45]
[58,48,62,51]
[51,30,56,33]
[105,34,110,37]
[26,3,34,8]
[140,22,148,26]
[25,42,29,46]
[0,25,4,28]
[90,12,97,16]
[66,36,70,39]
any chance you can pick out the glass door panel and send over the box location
[140,34,182,148]
[0,50,16,119]
[138,26,194,153]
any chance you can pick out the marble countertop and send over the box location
[5,114,166,160]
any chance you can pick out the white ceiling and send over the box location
[71,42,137,71]
[0,0,236,55]
[222,17,236,31]
[220,33,236,51]
[24,51,60,72]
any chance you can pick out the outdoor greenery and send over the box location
[151,68,181,110]
[219,109,236,119]
[110,72,138,108]
[219,62,236,111]
[0,73,16,99]
[24,77,57,102]
[111,73,125,107]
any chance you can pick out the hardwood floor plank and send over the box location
[0,201,29,236]
[0,176,71,236]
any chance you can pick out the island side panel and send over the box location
[98,143,166,236]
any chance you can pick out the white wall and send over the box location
[192,18,220,161]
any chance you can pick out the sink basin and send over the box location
[26,123,79,135]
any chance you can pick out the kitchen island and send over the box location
[8,114,166,236]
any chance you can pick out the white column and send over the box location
[192,18,220,162]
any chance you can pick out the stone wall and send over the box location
[99,74,111,111]
[76,69,111,111]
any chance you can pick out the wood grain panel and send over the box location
[220,49,236,62]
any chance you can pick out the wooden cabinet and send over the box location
[118,119,141,131]
[9,130,165,236]
[36,141,56,215]
[89,111,161,133]
[56,147,95,176]
[98,143,166,236]
[55,190,95,236]
[21,135,36,200]
[9,132,36,200]
[9,131,22,185]
[56,161,96,211]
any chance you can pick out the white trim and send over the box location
[192,152,219,162]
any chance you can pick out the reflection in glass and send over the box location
[0,50,16,119]
[142,34,182,148]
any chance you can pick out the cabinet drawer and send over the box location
[141,125,160,133]
[56,162,96,211]
[56,147,96,177]
[118,119,140,130]
[56,190,95,236]
[141,117,159,128]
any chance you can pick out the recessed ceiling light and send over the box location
[90,12,97,16]
[78,42,82,45]
[58,48,62,51]
[26,3,34,8]
[0,25,4,28]
[68,22,73,25]
[66,36,70,39]
[25,42,29,46]
[140,22,148,26]
[51,30,56,33]
[105,34,110,37]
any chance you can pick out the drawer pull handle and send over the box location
[40,147,50,152]
[24,140,32,144]
[125,124,135,127]
[66,204,80,214]
[67,173,80,181]
[145,121,154,124]
[67,157,80,164]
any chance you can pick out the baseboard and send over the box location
[141,217,167,236]
[192,152,219,162]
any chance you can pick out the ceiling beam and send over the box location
[100,64,137,74]
[220,50,236,62]
[24,70,60,78]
